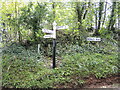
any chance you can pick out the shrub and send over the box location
[61,52,118,79]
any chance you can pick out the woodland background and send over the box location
[0,1,119,88]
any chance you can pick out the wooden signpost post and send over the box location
[42,21,68,69]
[52,21,57,69]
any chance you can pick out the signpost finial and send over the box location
[53,21,57,26]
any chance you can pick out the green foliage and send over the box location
[55,38,118,57]
[17,2,47,42]
[2,39,119,88]
[62,52,118,79]
[1,1,119,89]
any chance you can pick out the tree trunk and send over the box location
[76,2,85,29]
[102,2,107,27]
[98,2,104,30]
[83,2,90,20]
[18,31,22,43]
[94,4,98,31]
[117,2,120,30]
[94,2,104,36]
[75,2,86,46]
[108,2,116,33]
[52,2,55,20]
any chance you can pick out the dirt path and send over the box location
[83,74,120,88]
[55,73,120,89]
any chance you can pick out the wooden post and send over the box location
[38,44,40,54]
[52,21,57,69]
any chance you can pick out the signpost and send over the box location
[87,37,101,47]
[52,21,57,69]
[56,25,68,30]
[42,29,54,34]
[43,35,54,38]
[42,21,68,69]
[87,37,101,41]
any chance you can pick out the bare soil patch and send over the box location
[83,74,120,88]
[55,73,120,88]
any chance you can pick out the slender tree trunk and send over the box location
[108,2,116,33]
[94,2,104,36]
[98,2,104,30]
[83,2,90,20]
[94,4,98,31]
[75,2,86,45]
[102,2,107,27]
[15,2,22,43]
[18,31,22,43]
[14,2,17,41]
[52,2,55,20]
[76,2,85,29]
[118,2,120,41]
[33,26,37,43]
[118,2,120,30]
[17,3,22,43]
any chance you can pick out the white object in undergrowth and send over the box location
[38,44,40,53]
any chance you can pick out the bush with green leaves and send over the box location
[61,52,119,79]
[2,38,119,88]
[2,43,73,88]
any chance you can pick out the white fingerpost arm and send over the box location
[53,21,57,39]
